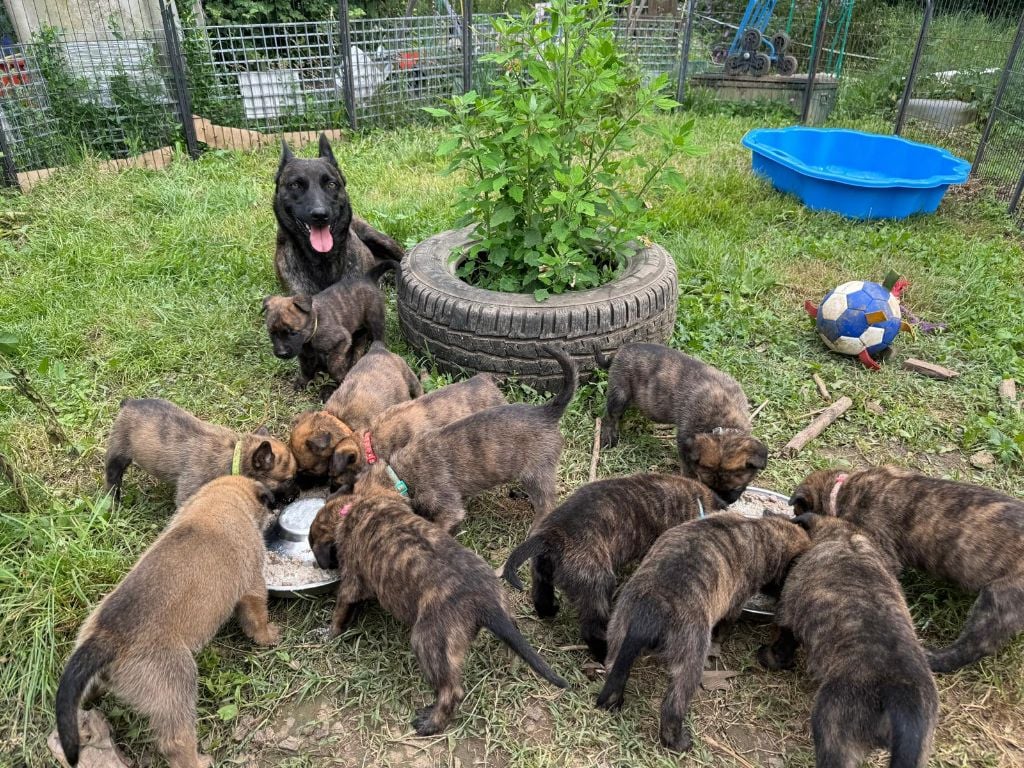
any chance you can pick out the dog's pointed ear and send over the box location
[329,447,357,477]
[791,512,820,533]
[789,486,813,515]
[278,139,294,179]
[252,440,274,471]
[293,295,313,313]
[680,434,701,463]
[261,296,272,315]
[745,439,768,470]
[306,431,333,454]
[318,133,338,168]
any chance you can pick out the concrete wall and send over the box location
[4,0,163,43]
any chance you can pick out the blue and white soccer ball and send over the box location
[816,280,902,357]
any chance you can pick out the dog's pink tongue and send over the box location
[310,226,333,253]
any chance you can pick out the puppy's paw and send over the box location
[534,597,560,619]
[255,623,281,646]
[659,727,693,753]
[293,376,311,391]
[756,643,794,671]
[411,707,442,737]
[595,690,623,712]
[599,427,619,450]
[196,752,214,768]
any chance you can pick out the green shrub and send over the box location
[426,0,695,300]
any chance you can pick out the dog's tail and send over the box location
[365,259,400,284]
[542,345,578,417]
[596,597,662,709]
[500,534,548,591]
[593,345,616,371]
[482,607,568,689]
[56,636,115,766]
[886,682,937,768]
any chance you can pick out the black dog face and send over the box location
[274,135,352,256]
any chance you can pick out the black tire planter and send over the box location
[397,226,679,391]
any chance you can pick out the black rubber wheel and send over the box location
[771,31,791,54]
[778,54,798,76]
[725,53,747,76]
[397,227,679,391]
[741,27,762,51]
[751,52,771,77]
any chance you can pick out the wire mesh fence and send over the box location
[0,0,1023,215]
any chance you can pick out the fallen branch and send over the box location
[750,399,769,421]
[902,358,960,381]
[782,396,853,457]
[589,417,602,483]
[812,373,831,402]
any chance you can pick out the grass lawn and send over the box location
[2,114,1023,767]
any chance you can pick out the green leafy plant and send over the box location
[426,0,695,300]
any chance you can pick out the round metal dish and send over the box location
[733,486,794,620]
[264,496,339,598]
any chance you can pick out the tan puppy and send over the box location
[289,341,422,478]
[105,398,297,505]
[56,477,280,768]
[790,465,1024,672]
[596,342,766,503]
[758,514,938,768]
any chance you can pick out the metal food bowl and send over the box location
[733,486,794,620]
[264,496,339,598]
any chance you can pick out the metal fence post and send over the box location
[894,0,933,135]
[973,10,1024,174]
[0,117,20,189]
[675,0,697,106]
[800,0,829,124]
[1009,167,1024,216]
[462,0,474,93]
[159,0,201,159]
[339,0,358,130]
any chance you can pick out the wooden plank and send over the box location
[902,358,960,381]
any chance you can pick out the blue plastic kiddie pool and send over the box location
[741,127,971,220]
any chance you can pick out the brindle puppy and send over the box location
[595,342,767,503]
[105,398,297,506]
[296,372,506,494]
[56,477,279,768]
[274,134,404,296]
[263,260,396,388]
[289,341,421,479]
[313,489,567,736]
[354,346,576,532]
[501,473,727,661]
[790,465,1024,673]
[757,513,938,768]
[596,513,810,752]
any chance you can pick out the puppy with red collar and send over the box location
[790,465,1024,672]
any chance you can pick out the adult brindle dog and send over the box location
[274,134,405,295]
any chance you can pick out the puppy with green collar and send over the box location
[105,397,297,506]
